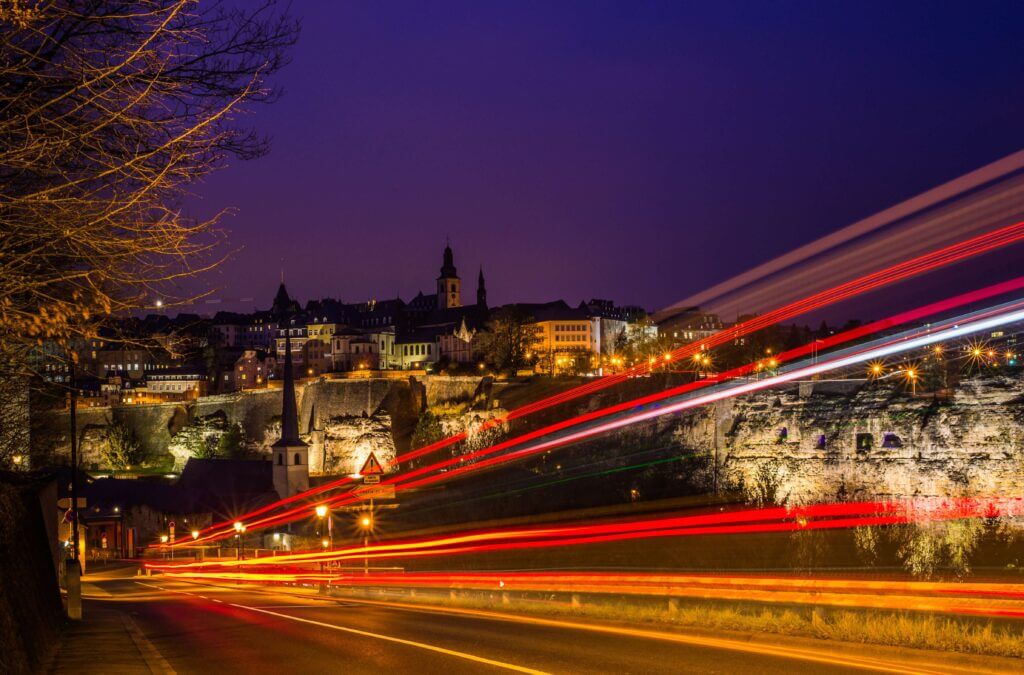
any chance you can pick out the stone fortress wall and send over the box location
[31,374,1024,504]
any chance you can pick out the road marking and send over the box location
[122,611,177,674]
[248,604,335,609]
[163,578,959,674]
[228,602,547,674]
[323,597,948,675]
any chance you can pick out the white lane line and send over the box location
[323,597,946,675]
[228,602,547,674]
[248,604,335,609]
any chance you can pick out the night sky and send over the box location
[183,1,1024,315]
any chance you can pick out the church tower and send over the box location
[436,243,461,309]
[477,266,487,308]
[272,329,309,500]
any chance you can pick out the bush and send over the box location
[217,423,246,458]
[102,423,144,469]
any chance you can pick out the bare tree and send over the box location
[0,1,298,464]
[0,1,297,358]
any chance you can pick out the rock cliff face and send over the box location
[30,373,1024,504]
[311,414,396,475]
[702,376,1024,505]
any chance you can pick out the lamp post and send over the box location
[233,521,244,561]
[359,514,373,575]
[315,504,332,549]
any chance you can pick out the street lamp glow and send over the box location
[233,521,243,533]
[360,516,372,528]
[160,534,168,543]
[315,504,328,518]
[191,530,199,540]
[321,538,329,548]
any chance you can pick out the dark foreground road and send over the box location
[49,568,1021,675]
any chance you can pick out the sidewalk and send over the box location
[45,607,173,674]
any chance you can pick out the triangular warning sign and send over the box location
[360,452,384,476]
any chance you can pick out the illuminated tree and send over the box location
[102,422,143,470]
[476,307,538,375]
[0,1,298,383]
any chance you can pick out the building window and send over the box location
[277,453,283,466]
[856,433,873,451]
[294,453,302,465]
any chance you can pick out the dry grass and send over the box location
[330,588,1024,659]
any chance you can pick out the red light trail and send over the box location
[171,274,1024,548]
[149,497,1024,572]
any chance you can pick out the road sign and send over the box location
[362,474,381,484]
[359,452,385,476]
[355,484,396,501]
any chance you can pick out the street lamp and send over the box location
[359,513,373,575]
[233,521,245,561]
[905,368,918,396]
[191,530,199,540]
[315,504,332,549]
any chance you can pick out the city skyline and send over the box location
[182,1,1024,312]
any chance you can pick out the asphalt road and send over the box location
[63,570,1002,675]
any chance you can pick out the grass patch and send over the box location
[329,587,1024,660]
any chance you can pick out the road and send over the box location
[53,566,1017,675]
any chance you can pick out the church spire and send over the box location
[274,327,305,448]
[477,266,487,308]
[439,242,458,279]
[437,242,461,309]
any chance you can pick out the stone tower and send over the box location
[272,329,309,500]
[477,266,487,308]
[436,243,461,309]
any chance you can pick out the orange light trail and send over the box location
[148,497,1024,572]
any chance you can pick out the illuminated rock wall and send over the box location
[709,375,1024,505]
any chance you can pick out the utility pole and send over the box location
[66,357,82,619]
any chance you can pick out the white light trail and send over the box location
[507,300,1024,459]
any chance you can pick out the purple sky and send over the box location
[182,1,1024,315]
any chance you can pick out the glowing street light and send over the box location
[315,504,333,548]
[191,530,199,540]
[233,521,245,561]
[159,534,169,544]
[904,367,918,396]
[359,513,373,575]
